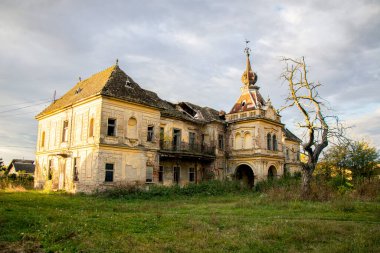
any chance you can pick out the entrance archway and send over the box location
[268,165,277,180]
[235,164,254,187]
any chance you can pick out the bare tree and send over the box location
[280,57,347,198]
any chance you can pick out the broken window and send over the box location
[89,118,94,137]
[107,118,116,136]
[48,160,53,180]
[189,132,196,149]
[218,134,224,150]
[62,120,69,142]
[146,166,153,183]
[105,163,114,182]
[147,126,154,142]
[73,157,80,181]
[272,135,277,151]
[267,133,272,150]
[173,166,180,184]
[189,168,195,182]
[158,166,164,183]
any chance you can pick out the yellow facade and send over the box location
[34,54,301,193]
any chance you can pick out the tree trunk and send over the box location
[301,168,313,199]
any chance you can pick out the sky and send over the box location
[0,0,379,164]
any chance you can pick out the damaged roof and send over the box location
[284,128,302,143]
[37,65,224,124]
[8,159,35,174]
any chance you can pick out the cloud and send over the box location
[0,0,379,162]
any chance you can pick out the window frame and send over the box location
[41,131,46,147]
[189,167,195,182]
[62,120,69,142]
[89,118,94,137]
[173,166,180,184]
[218,134,224,150]
[158,165,164,183]
[73,157,80,181]
[146,166,154,183]
[105,163,114,182]
[267,133,272,150]
[147,125,154,142]
[107,118,116,137]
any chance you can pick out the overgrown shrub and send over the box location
[97,180,251,199]
[0,174,34,190]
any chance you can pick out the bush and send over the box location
[0,174,34,190]
[97,180,251,199]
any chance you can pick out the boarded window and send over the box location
[107,119,116,136]
[127,117,137,138]
[147,126,154,142]
[105,163,114,182]
[158,166,164,183]
[189,168,195,182]
[218,134,224,150]
[146,166,153,183]
[235,132,242,149]
[73,157,80,181]
[89,118,94,137]
[243,133,252,149]
[62,120,69,142]
[41,131,46,147]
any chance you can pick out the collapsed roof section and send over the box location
[36,65,223,124]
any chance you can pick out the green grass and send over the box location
[0,191,379,253]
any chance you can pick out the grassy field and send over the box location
[0,190,379,253]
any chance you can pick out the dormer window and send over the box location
[75,87,82,94]
[241,101,246,107]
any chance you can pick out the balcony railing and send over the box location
[160,141,215,156]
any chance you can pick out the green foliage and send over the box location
[0,191,379,252]
[0,174,34,189]
[98,180,251,199]
[317,140,379,181]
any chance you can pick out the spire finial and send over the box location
[244,39,251,57]
[116,59,119,66]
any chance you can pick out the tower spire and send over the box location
[241,40,258,87]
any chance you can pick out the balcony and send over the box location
[159,140,215,159]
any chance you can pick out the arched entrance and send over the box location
[235,164,254,187]
[268,165,277,180]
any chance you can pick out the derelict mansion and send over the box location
[34,49,301,192]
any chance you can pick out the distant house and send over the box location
[7,159,35,176]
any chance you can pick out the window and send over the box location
[73,157,80,181]
[146,166,153,183]
[107,119,116,136]
[127,117,137,138]
[160,127,164,140]
[189,168,195,182]
[62,120,69,142]
[89,118,94,137]
[105,163,114,182]
[272,135,277,151]
[189,132,196,149]
[235,132,242,149]
[218,134,224,150]
[158,166,164,183]
[173,166,180,184]
[147,126,154,142]
[48,160,53,180]
[41,131,46,147]
[243,133,252,149]
[286,149,290,160]
[267,133,272,150]
[297,151,300,161]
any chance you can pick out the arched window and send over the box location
[235,132,242,149]
[89,118,94,137]
[127,117,137,139]
[243,132,252,149]
[267,133,272,150]
[41,131,46,147]
[272,135,277,151]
